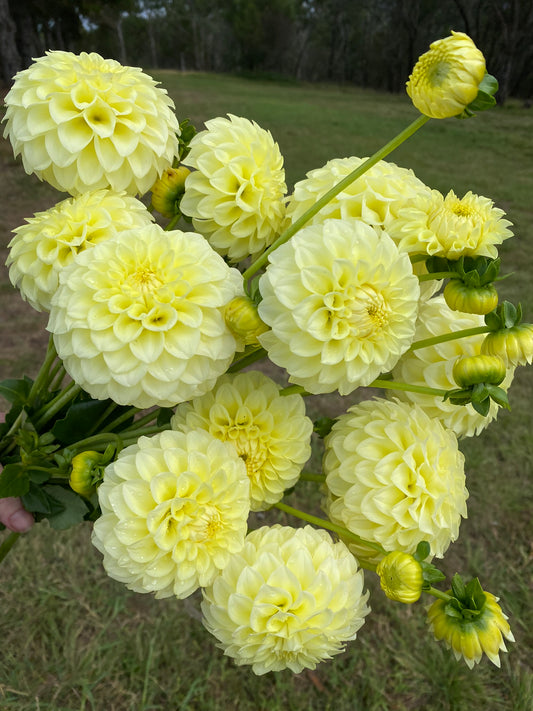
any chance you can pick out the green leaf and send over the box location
[156,408,174,427]
[314,417,336,438]
[420,563,446,585]
[0,463,30,497]
[0,377,32,406]
[478,72,499,96]
[22,483,57,515]
[467,90,497,113]
[42,485,89,530]
[414,540,430,561]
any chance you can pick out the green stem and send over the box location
[227,347,267,373]
[32,381,82,431]
[426,586,453,602]
[370,379,448,398]
[299,471,326,483]
[27,336,58,407]
[88,401,119,436]
[120,425,170,448]
[48,361,66,393]
[121,410,159,434]
[274,501,385,556]
[409,326,491,352]
[418,271,456,282]
[104,407,139,432]
[410,254,428,264]
[0,531,20,565]
[279,385,309,397]
[242,114,430,281]
[165,214,180,231]
[68,432,124,455]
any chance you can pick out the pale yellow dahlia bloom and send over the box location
[48,224,244,408]
[201,525,370,674]
[427,591,514,669]
[180,114,287,262]
[3,51,179,196]
[392,296,515,437]
[387,189,513,259]
[406,31,486,119]
[258,219,420,395]
[92,430,250,599]
[324,398,467,563]
[171,371,313,511]
[7,190,153,312]
[284,156,431,233]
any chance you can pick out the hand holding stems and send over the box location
[0,492,33,533]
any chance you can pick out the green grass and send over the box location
[1,72,533,710]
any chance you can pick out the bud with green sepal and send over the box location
[431,255,501,315]
[482,301,533,367]
[444,354,510,416]
[427,574,514,669]
[150,165,191,219]
[69,446,114,498]
[376,551,424,603]
[224,294,269,348]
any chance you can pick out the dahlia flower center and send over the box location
[148,497,223,549]
[331,285,390,338]
[127,267,164,294]
[426,56,451,87]
[449,201,477,219]
[236,437,268,477]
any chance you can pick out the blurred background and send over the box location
[1,0,533,103]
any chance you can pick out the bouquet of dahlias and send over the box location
[1,33,527,674]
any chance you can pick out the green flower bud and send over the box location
[150,166,190,218]
[376,551,423,604]
[444,280,498,315]
[69,451,105,498]
[481,323,533,367]
[452,354,506,388]
[224,295,269,347]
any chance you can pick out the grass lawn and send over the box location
[0,72,532,710]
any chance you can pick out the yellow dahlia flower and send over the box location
[324,398,467,563]
[284,156,431,233]
[3,51,180,196]
[201,525,370,674]
[376,551,424,604]
[406,32,486,119]
[7,189,153,312]
[387,189,513,259]
[92,430,250,598]
[427,591,514,669]
[258,219,420,395]
[481,324,533,367]
[180,114,287,262]
[47,224,244,408]
[392,295,515,437]
[171,371,313,511]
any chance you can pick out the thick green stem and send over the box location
[227,347,267,373]
[299,472,326,483]
[418,271,456,282]
[67,432,124,455]
[0,531,20,565]
[48,361,66,393]
[409,326,491,352]
[104,407,139,432]
[27,336,58,407]
[121,409,159,434]
[274,502,385,556]
[279,385,309,397]
[33,382,82,431]
[370,379,448,398]
[243,114,430,281]
[426,586,453,602]
[165,214,180,231]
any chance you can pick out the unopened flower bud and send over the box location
[224,295,269,347]
[376,551,423,604]
[481,324,533,367]
[69,450,105,498]
[452,354,506,388]
[406,32,486,119]
[151,166,190,218]
[444,280,498,315]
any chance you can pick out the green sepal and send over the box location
[176,118,197,161]
[486,300,523,330]
[248,274,263,304]
[451,573,467,601]
[314,416,336,438]
[471,396,490,416]
[420,562,446,587]
[0,462,30,498]
[447,574,487,620]
[485,384,510,410]
[425,256,449,274]
[414,540,431,561]
[458,73,499,118]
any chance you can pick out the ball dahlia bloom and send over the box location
[392,295,515,437]
[201,525,370,674]
[171,371,313,511]
[7,189,153,312]
[387,189,513,260]
[92,430,250,599]
[324,398,468,562]
[258,219,420,395]
[3,51,180,196]
[427,590,514,668]
[406,32,486,119]
[284,156,431,232]
[180,114,287,262]
[47,224,244,408]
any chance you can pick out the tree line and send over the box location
[1,0,532,103]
